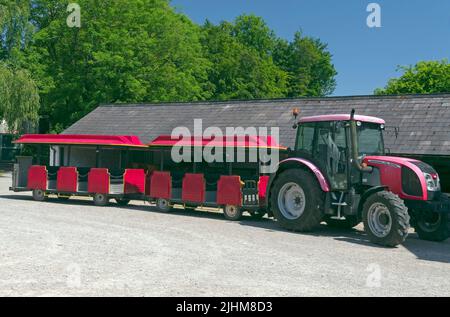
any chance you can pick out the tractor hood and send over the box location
[363,156,439,201]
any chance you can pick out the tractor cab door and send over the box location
[296,121,349,190]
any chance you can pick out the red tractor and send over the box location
[267,110,450,247]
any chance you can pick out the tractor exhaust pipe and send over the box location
[350,109,373,173]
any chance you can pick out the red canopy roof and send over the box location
[149,135,286,149]
[14,134,146,148]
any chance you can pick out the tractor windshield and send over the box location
[357,122,385,156]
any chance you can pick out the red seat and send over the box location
[57,167,78,193]
[124,169,146,194]
[182,174,205,203]
[27,166,47,190]
[217,176,243,206]
[258,176,270,206]
[88,168,110,194]
[150,171,171,199]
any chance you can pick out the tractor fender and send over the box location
[265,158,331,210]
[357,186,388,216]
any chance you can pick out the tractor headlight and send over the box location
[424,173,440,192]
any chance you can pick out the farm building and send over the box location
[58,94,450,192]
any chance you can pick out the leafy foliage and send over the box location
[0,63,39,132]
[375,60,450,95]
[1,1,338,132]
[201,20,288,100]
[0,0,39,132]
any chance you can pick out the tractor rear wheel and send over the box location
[362,191,410,247]
[415,212,449,242]
[270,169,324,232]
[324,215,360,229]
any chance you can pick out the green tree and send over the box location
[223,15,337,98]
[26,0,211,132]
[0,1,39,132]
[0,63,40,132]
[375,60,450,95]
[274,32,337,97]
[0,0,33,65]
[231,14,277,57]
[201,20,287,100]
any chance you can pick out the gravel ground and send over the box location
[0,173,449,297]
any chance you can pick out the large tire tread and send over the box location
[363,191,410,247]
[270,169,324,232]
[415,213,450,242]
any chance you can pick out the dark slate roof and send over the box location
[63,94,450,156]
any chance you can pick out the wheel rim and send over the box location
[35,189,44,199]
[418,212,442,232]
[225,205,238,218]
[277,182,306,220]
[96,194,104,201]
[158,199,168,209]
[367,202,392,238]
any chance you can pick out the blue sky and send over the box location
[171,0,450,96]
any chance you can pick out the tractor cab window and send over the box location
[296,121,348,190]
[357,123,385,156]
[296,123,315,155]
[316,122,348,190]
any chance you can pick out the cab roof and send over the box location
[299,114,385,125]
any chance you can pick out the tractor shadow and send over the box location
[139,204,450,264]
[1,194,449,264]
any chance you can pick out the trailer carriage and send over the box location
[10,133,284,220]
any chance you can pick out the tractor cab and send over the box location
[294,112,385,191]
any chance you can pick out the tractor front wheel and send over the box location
[362,191,410,247]
[415,212,449,242]
[270,169,324,232]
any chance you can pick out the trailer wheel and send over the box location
[115,198,130,206]
[223,205,242,221]
[362,191,410,247]
[93,193,109,206]
[156,198,172,212]
[270,169,324,232]
[324,215,360,229]
[415,212,449,242]
[32,189,46,202]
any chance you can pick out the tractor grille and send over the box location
[402,166,423,197]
